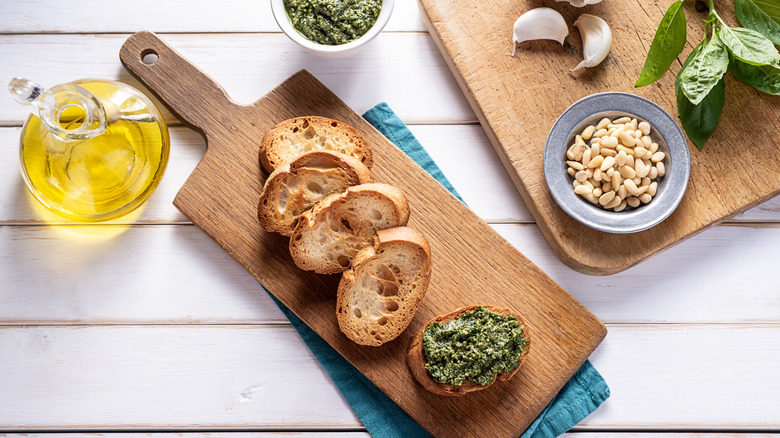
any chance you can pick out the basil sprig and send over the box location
[636,0,780,150]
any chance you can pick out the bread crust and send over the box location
[289,183,410,274]
[406,305,530,397]
[337,227,432,346]
[260,116,374,173]
[257,150,373,236]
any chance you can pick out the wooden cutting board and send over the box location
[420,0,780,275]
[120,31,606,438]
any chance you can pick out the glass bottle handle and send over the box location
[8,77,107,141]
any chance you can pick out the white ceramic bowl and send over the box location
[270,0,394,57]
[544,92,691,234]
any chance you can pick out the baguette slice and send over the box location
[337,227,432,346]
[258,151,374,236]
[260,116,374,173]
[289,183,410,274]
[407,305,530,397]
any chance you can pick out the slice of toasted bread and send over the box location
[407,305,530,397]
[260,116,374,173]
[258,151,374,236]
[337,227,432,346]
[289,183,410,274]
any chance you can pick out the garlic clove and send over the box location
[571,14,612,71]
[556,0,603,7]
[510,8,569,57]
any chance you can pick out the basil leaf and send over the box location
[676,42,725,150]
[635,0,687,87]
[735,0,780,46]
[679,34,729,105]
[719,26,780,68]
[729,55,780,94]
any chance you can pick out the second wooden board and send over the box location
[120,31,606,437]
[419,0,780,274]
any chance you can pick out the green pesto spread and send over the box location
[422,306,530,386]
[285,0,382,45]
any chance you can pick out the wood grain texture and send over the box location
[118,31,606,438]
[419,0,780,275]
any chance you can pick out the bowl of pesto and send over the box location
[271,0,394,56]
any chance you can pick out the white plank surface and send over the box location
[1,324,779,430]
[3,125,780,225]
[3,224,780,325]
[0,34,472,126]
[3,0,780,435]
[0,0,426,33]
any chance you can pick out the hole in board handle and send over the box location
[141,49,159,65]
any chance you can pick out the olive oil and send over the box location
[17,80,169,221]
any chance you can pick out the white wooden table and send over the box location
[2,1,780,437]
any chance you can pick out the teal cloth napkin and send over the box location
[267,102,610,438]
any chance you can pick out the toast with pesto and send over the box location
[260,116,374,173]
[337,227,432,346]
[407,305,530,396]
[258,150,374,236]
[289,183,410,274]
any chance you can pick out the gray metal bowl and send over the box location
[543,92,690,234]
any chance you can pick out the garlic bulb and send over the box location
[556,0,603,7]
[571,14,612,71]
[510,8,569,57]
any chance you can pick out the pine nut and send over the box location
[649,143,659,153]
[567,167,576,177]
[599,191,616,206]
[575,170,588,181]
[614,200,628,212]
[638,121,651,135]
[583,180,594,191]
[592,187,603,198]
[585,193,599,204]
[591,144,600,157]
[651,152,666,163]
[636,160,650,178]
[613,116,631,124]
[616,144,633,155]
[567,149,576,160]
[575,135,585,146]
[567,160,584,171]
[616,150,628,166]
[588,155,604,169]
[617,184,628,199]
[574,185,593,196]
[619,165,636,179]
[624,178,639,195]
[611,171,621,189]
[604,195,622,209]
[582,150,591,166]
[639,193,652,204]
[627,196,640,208]
[630,118,638,130]
[626,155,635,167]
[582,125,595,140]
[606,167,615,177]
[642,177,651,186]
[641,135,652,148]
[601,136,618,148]
[649,166,658,179]
[634,146,648,157]
[647,181,658,196]
[594,128,608,138]
[620,132,636,147]
[597,117,611,130]
[602,182,613,193]
[656,162,665,177]
[600,156,616,171]
[585,169,594,178]
[593,168,603,181]
[601,148,616,157]
[611,126,625,138]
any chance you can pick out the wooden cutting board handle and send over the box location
[120,31,242,135]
